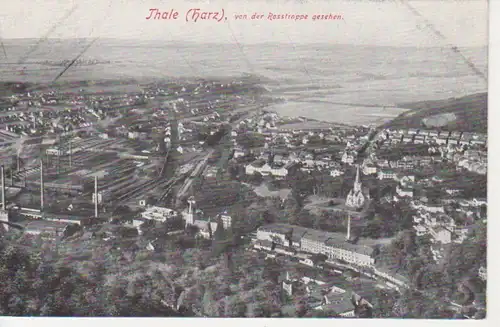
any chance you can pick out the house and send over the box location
[478,266,486,281]
[414,224,427,237]
[402,135,413,143]
[439,131,451,138]
[390,136,402,144]
[129,218,145,229]
[362,165,377,175]
[245,160,293,178]
[376,159,390,168]
[23,220,77,240]
[430,226,452,244]
[245,160,266,175]
[397,174,415,186]
[341,152,356,165]
[377,169,396,180]
[219,211,232,229]
[472,198,487,207]
[470,139,486,146]
[396,186,414,198]
[317,292,356,317]
[414,135,426,144]
[46,148,63,156]
[233,148,246,159]
[445,189,461,196]
[193,220,218,239]
[330,169,344,178]
[436,137,448,145]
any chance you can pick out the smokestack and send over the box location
[17,155,20,171]
[346,213,351,241]
[69,141,72,168]
[40,160,44,212]
[1,166,5,210]
[94,175,98,218]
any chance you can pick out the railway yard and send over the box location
[0,77,268,226]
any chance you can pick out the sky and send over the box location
[0,0,489,47]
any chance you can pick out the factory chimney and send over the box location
[94,175,98,218]
[40,160,44,212]
[69,141,72,168]
[17,155,20,171]
[346,213,351,241]
[0,166,9,231]
[1,166,6,211]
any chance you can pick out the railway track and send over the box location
[115,176,182,204]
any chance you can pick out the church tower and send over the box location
[345,165,368,210]
[186,196,196,226]
[353,164,362,193]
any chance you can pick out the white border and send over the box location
[0,0,497,326]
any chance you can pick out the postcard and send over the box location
[0,0,491,324]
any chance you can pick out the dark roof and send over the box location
[23,220,72,234]
[322,293,356,314]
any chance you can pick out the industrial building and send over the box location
[255,223,375,267]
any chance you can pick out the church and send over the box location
[326,165,373,223]
[345,165,370,211]
[182,196,232,239]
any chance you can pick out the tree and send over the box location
[202,288,219,317]
[283,192,300,225]
[249,171,263,185]
[223,295,247,317]
[295,296,310,318]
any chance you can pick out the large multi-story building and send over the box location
[256,223,375,267]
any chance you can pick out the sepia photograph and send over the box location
[0,0,490,321]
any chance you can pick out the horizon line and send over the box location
[1,37,488,48]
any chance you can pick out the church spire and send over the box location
[353,164,362,192]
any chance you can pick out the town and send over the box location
[0,78,487,319]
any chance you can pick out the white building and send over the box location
[141,206,177,222]
[378,169,396,180]
[330,169,344,178]
[256,223,375,267]
[362,165,377,175]
[46,148,63,156]
[233,148,246,159]
[478,266,486,281]
[220,212,232,229]
[396,186,414,198]
[341,152,356,165]
[429,226,452,244]
[245,160,291,178]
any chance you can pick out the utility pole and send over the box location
[1,166,6,211]
[40,159,44,212]
[69,140,72,168]
[94,175,98,219]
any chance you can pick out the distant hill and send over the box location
[383,92,487,133]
